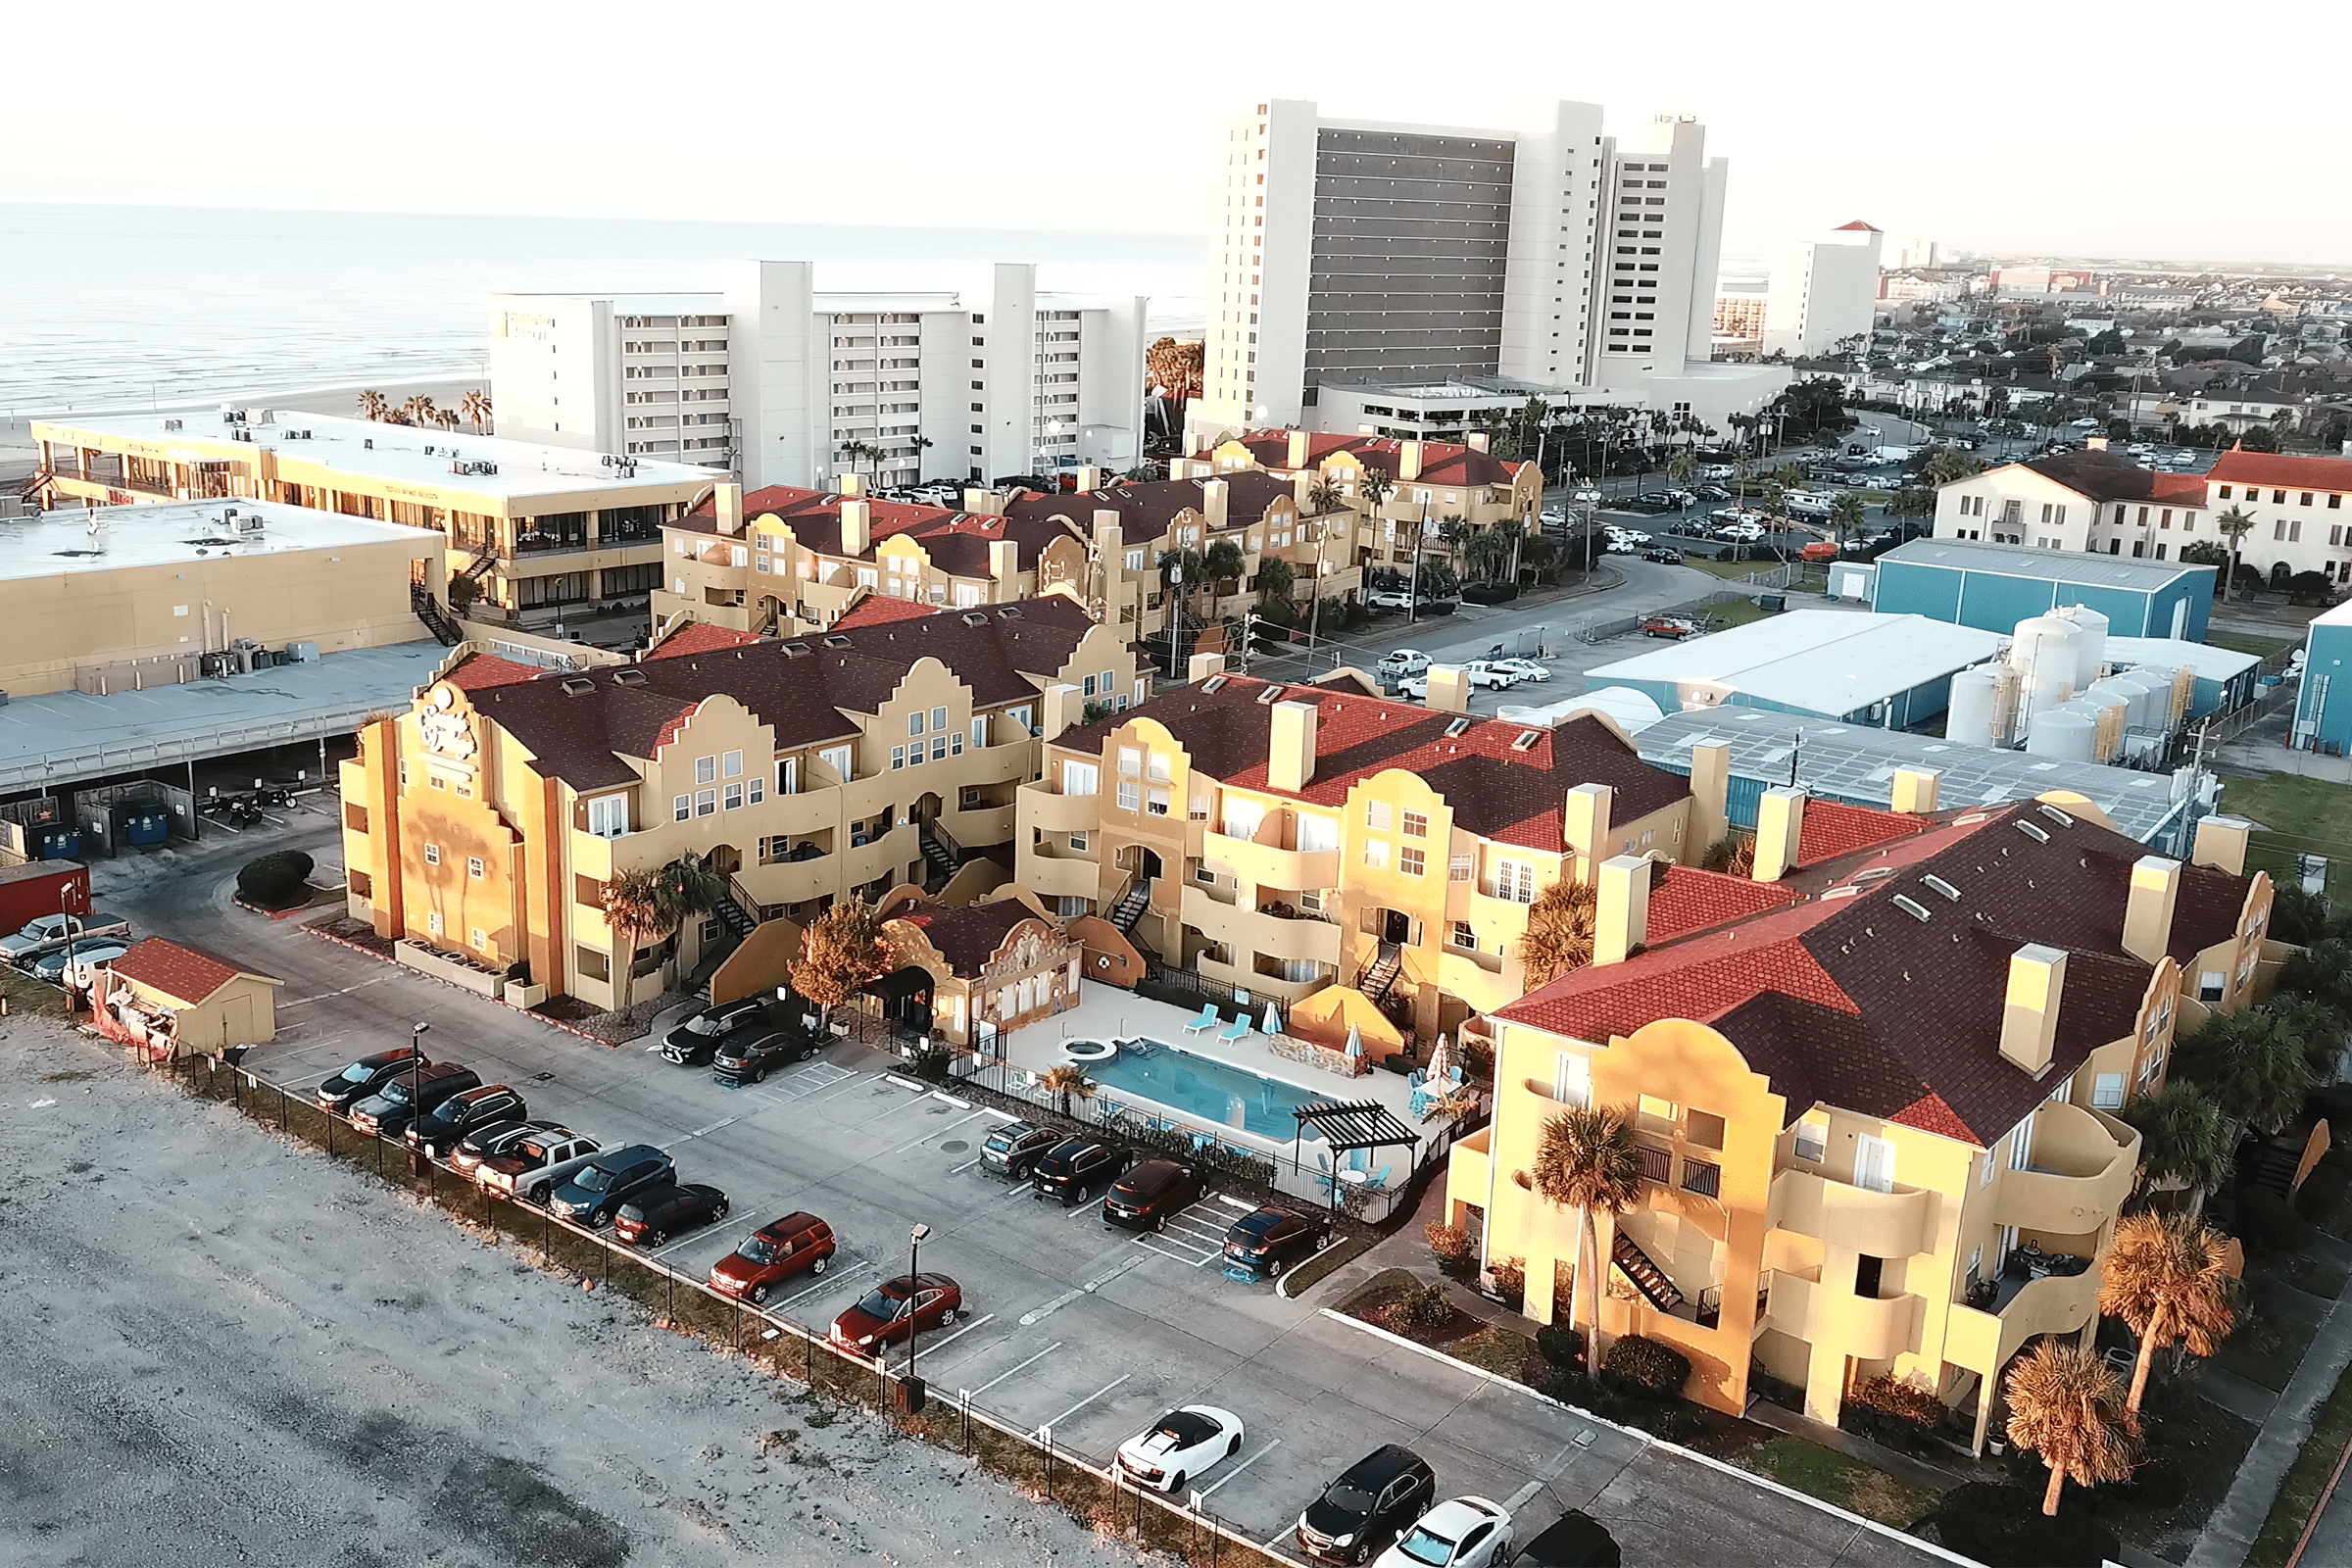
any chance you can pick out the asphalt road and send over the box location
[85,814,1956,1567]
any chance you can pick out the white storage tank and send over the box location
[2027,710,2098,761]
[2057,604,2110,682]
[1947,665,2004,748]
[2074,690,2131,761]
[2013,613,2085,709]
[2106,673,2160,732]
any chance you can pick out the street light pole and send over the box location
[406,1021,430,1175]
[906,1222,931,1383]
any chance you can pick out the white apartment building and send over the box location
[490,263,1147,491]
[1762,221,1885,358]
[1188,100,1786,452]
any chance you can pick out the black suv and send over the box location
[1031,1139,1131,1206]
[316,1047,429,1112]
[550,1145,676,1228]
[348,1065,483,1140]
[1296,1445,1438,1564]
[1102,1158,1200,1232]
[1221,1207,1328,1281]
[661,995,780,1065]
[710,1027,818,1086]
[979,1120,1058,1180]
[407,1084,529,1159]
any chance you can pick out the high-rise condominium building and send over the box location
[1188,100,1786,449]
[1762,221,1886,358]
[490,263,1147,491]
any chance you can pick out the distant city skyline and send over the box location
[9,0,2348,269]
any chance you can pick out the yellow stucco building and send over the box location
[1446,794,2281,1450]
[340,598,1143,1010]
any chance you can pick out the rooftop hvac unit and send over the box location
[450,460,469,475]
[235,515,265,533]
[164,418,183,431]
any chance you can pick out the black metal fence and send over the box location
[146,1049,1282,1568]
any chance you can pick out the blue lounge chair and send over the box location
[1218,1016,1250,1042]
[1364,1163,1393,1193]
[1183,1004,1218,1034]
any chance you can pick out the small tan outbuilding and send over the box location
[97,939,282,1057]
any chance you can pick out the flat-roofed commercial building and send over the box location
[27,410,714,628]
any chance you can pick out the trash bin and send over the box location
[1757,595,1787,614]
[897,1376,927,1415]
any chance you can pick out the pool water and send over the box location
[1081,1038,1326,1141]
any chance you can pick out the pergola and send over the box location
[1291,1099,1422,1220]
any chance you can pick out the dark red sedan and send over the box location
[827,1273,962,1356]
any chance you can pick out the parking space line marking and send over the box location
[917,1312,995,1357]
[1020,1251,1142,1327]
[928,1090,972,1109]
[964,1341,1062,1399]
[1199,1438,1281,1497]
[774,1260,873,1313]
[994,1182,1038,1203]
[891,1107,991,1154]
[1216,1194,1257,1211]
[948,1156,984,1175]
[1039,1374,1127,1434]
[884,1074,929,1093]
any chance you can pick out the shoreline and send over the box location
[0,368,489,458]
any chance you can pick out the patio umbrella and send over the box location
[1262,1001,1282,1038]
[1427,1033,1452,1083]
[1345,1023,1363,1059]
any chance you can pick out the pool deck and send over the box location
[999,984,1432,1169]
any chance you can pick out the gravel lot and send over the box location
[0,1015,1151,1568]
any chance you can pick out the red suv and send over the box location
[710,1212,837,1304]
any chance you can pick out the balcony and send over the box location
[1992,1102,2138,1238]
[1201,825,1339,892]
[1764,1273,1921,1361]
[1945,1260,2103,1382]
[1179,885,1343,968]
[1023,854,1101,902]
[742,850,837,907]
[765,787,837,838]
[570,829,614,881]
[1018,781,1099,836]
[1769,1167,1936,1259]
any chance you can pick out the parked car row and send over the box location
[662,992,828,1084]
[1295,1443,1617,1565]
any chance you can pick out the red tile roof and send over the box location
[1643,862,1803,945]
[2207,448,2352,493]
[647,623,763,660]
[1499,801,2257,1146]
[1004,471,1299,549]
[832,594,946,631]
[1795,800,1929,868]
[1196,430,1527,491]
[889,898,1052,979]
[108,938,262,1004]
[673,486,1072,576]
[1055,675,1687,852]
[440,655,544,692]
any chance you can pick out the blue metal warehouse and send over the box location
[1871,538,2217,642]
[1587,612,2004,729]
[2294,598,2352,755]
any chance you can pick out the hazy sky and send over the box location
[11,0,2349,267]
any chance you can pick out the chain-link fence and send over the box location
[147,1050,1285,1568]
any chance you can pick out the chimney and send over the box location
[1093,512,1124,553]
[1999,943,2069,1075]
[2085,436,2108,452]
[1188,651,1225,683]
[988,537,1019,583]
[1201,477,1229,528]
[1398,441,1424,481]
[1423,666,1470,713]
[1267,700,1317,793]
[1074,465,1100,493]
[2123,855,2182,965]
[1594,854,1651,966]
[1689,741,1731,852]
[1564,783,1615,884]
[841,499,871,556]
[715,481,745,536]
[1465,430,1490,454]
[2192,814,2253,876]
[1889,766,1941,814]
[1286,429,1310,468]
[1040,681,1081,743]
[1294,469,1317,510]
[839,472,864,499]
[1752,786,1807,883]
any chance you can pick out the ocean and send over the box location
[0,202,1208,417]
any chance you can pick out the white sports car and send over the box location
[1114,1404,1245,1494]
[1373,1495,1514,1568]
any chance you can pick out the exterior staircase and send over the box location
[410,585,464,647]
[460,544,500,584]
[2245,1137,2302,1199]
[1357,944,1402,1005]
[1108,877,1152,934]
[1611,1230,1688,1315]
[709,875,759,941]
[918,823,958,880]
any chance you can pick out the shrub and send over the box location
[1853,1372,1944,1428]
[235,850,316,909]
[1424,1222,1472,1266]
[1535,1324,1586,1375]
[1600,1334,1690,1400]
[1396,1282,1455,1333]
[2242,1185,2318,1250]
[1925,1482,2119,1568]
[1488,1256,1526,1302]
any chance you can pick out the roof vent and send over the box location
[1255,685,1287,705]
[2038,803,2075,827]
[823,635,851,648]
[1201,675,1228,694]
[560,677,596,696]
[1851,865,1894,883]
[962,612,989,625]
[1892,895,1932,921]
[2016,820,2050,843]
[997,606,1022,618]
[1445,716,1471,737]
[611,668,647,686]
[1953,810,1993,825]
[1511,729,1541,752]
[1921,874,1961,902]
[783,642,813,658]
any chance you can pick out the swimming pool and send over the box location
[1076,1038,1327,1141]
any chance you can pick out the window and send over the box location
[586,795,628,839]
[1854,1135,1896,1194]
[933,706,949,732]
[909,710,927,737]
[1552,1052,1591,1106]
[696,755,717,785]
[1448,920,1476,950]
[1146,751,1171,782]
[1068,832,1087,853]
[2008,1114,2034,1172]
[1118,746,1141,776]
[2197,970,2226,1003]
[777,757,799,796]
[891,746,906,770]
[695,789,716,817]
[1117,781,1139,812]
[722,751,742,779]
[466,856,484,879]
[1365,801,1392,830]
[673,794,691,822]
[748,777,763,805]
[723,782,744,809]
[1402,810,1428,839]
[423,843,440,865]
[427,911,444,936]
[1063,760,1098,796]
[1449,855,1472,882]
[1363,840,1389,870]
[820,745,853,781]
[1399,847,1426,876]
[2091,1073,2126,1109]
[1793,1120,1827,1162]
[1492,859,1535,903]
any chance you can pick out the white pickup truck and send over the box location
[1,911,130,963]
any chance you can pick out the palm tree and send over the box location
[403,394,438,428]
[2098,1212,2235,1417]
[1827,492,1867,552]
[1435,514,1473,572]
[1357,466,1396,520]
[1530,1103,1646,1358]
[1040,1063,1099,1119]
[356,389,390,422]
[1202,537,1247,598]
[2002,1341,2137,1517]
[600,866,677,1004]
[2120,1080,2232,1211]
[1303,478,1347,516]
[1518,878,1598,987]
[2212,505,2255,602]
[1923,449,1982,487]
[2173,1005,2320,1134]
[461,389,492,432]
